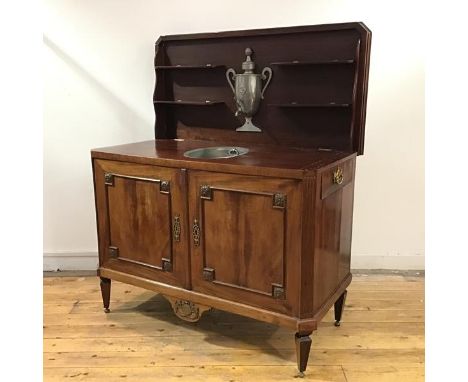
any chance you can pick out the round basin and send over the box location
[183,146,249,159]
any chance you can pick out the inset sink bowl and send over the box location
[183,146,249,159]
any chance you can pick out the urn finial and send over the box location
[242,47,255,73]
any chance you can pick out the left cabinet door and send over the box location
[93,159,189,288]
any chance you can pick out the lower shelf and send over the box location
[154,100,223,106]
[268,102,351,108]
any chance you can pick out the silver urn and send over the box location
[226,48,272,132]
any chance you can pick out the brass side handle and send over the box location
[192,219,200,247]
[333,167,344,185]
[173,215,181,242]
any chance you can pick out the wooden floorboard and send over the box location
[43,275,425,381]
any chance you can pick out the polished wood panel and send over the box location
[313,157,356,312]
[153,23,371,154]
[91,139,353,179]
[107,176,171,269]
[43,274,425,382]
[93,160,190,288]
[188,171,302,316]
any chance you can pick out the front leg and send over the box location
[99,277,111,313]
[294,331,312,376]
[334,290,348,326]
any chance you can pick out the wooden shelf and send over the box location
[154,100,223,106]
[270,59,354,66]
[268,102,351,108]
[155,64,225,70]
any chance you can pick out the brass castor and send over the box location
[164,295,212,322]
[334,320,341,327]
[104,308,110,313]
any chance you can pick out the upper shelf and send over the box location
[270,59,354,66]
[154,64,225,70]
[154,100,223,106]
[268,102,351,108]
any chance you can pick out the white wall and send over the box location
[43,0,424,270]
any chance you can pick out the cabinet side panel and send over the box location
[299,176,316,318]
[338,177,355,282]
[93,159,110,268]
[313,157,355,313]
[313,191,342,312]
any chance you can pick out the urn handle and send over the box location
[226,68,237,95]
[261,67,273,99]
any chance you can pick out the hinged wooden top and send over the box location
[153,22,371,155]
[91,140,355,179]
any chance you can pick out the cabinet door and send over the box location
[93,160,189,288]
[188,171,302,315]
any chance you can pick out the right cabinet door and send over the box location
[188,171,302,315]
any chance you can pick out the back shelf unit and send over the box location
[153,23,371,154]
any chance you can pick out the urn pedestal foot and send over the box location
[164,296,212,322]
[236,117,262,132]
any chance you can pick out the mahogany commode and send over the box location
[91,22,371,374]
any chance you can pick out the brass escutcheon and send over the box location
[192,219,200,247]
[173,215,181,242]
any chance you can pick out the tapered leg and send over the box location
[100,277,111,313]
[334,289,348,326]
[295,332,312,376]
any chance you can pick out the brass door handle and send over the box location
[192,219,200,247]
[333,167,344,185]
[173,215,181,242]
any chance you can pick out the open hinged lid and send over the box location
[153,22,371,155]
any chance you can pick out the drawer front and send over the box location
[320,158,355,199]
[93,159,190,288]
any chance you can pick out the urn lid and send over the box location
[241,48,255,73]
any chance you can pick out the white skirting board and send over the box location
[43,251,425,271]
[43,252,99,271]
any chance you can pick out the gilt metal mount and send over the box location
[272,193,287,209]
[104,173,114,186]
[108,246,119,258]
[272,284,285,299]
[160,180,170,194]
[192,219,201,247]
[173,215,181,242]
[200,185,212,200]
[333,167,344,185]
[203,267,215,281]
[162,258,173,272]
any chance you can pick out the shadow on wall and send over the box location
[43,34,151,138]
